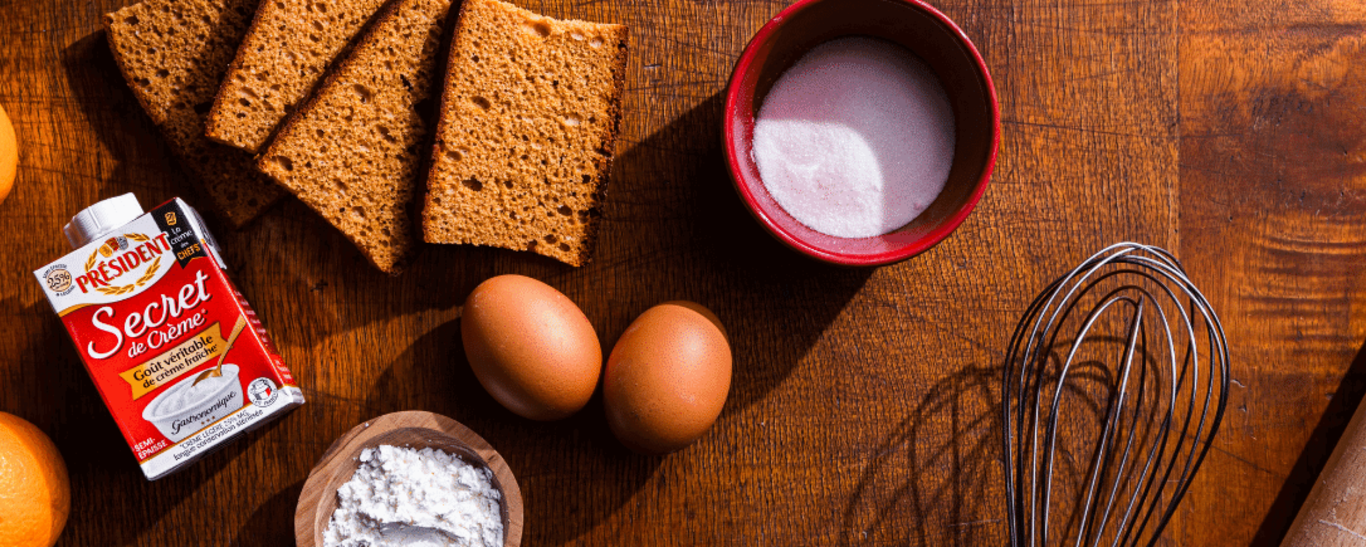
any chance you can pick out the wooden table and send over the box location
[2,0,1364,544]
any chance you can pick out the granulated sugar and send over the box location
[323,445,503,547]
[752,36,956,238]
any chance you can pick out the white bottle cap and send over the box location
[63,193,145,249]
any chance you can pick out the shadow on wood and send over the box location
[1252,339,1366,546]
[590,91,874,416]
[59,31,217,225]
[357,93,875,544]
[838,333,1173,545]
[840,363,1003,546]
[231,479,304,547]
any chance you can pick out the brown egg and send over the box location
[604,301,732,454]
[461,275,601,421]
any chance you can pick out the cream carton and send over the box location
[34,194,303,480]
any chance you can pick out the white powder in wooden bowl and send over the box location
[323,444,504,547]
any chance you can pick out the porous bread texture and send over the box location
[258,0,452,275]
[206,0,390,153]
[104,0,283,228]
[421,0,628,267]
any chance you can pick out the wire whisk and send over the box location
[1002,242,1230,547]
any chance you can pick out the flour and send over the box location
[323,445,504,547]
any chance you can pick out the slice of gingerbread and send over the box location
[104,0,283,228]
[257,0,453,274]
[205,0,390,153]
[421,0,629,267]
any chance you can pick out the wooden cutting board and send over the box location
[0,0,1364,544]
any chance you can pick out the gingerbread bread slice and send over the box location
[104,0,283,228]
[257,0,452,274]
[421,0,629,267]
[205,0,390,153]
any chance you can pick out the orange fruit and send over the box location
[0,412,69,547]
[0,102,14,204]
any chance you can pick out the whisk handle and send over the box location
[1282,395,1366,546]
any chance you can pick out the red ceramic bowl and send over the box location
[724,0,999,266]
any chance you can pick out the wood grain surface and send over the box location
[0,0,1363,544]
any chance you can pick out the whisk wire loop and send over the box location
[1003,243,1230,547]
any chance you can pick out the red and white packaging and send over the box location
[34,194,304,480]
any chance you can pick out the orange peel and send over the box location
[0,102,16,204]
[0,412,69,547]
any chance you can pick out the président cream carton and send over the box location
[34,194,303,480]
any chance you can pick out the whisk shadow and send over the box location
[1022,365,1178,545]
[834,347,1157,546]
[998,244,1230,546]
[839,363,1005,546]
[1006,332,1218,546]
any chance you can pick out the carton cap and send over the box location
[64,193,144,249]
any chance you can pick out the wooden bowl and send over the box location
[294,411,524,546]
[723,0,1000,266]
